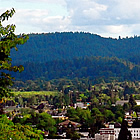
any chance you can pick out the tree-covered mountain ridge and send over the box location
[11,32,140,64]
[10,32,140,82]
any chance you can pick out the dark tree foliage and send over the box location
[10,32,140,65]
[118,120,132,140]
[11,56,140,82]
[129,94,137,109]
[8,32,140,82]
[132,119,140,128]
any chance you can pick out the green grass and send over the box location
[12,91,59,98]
[4,106,19,112]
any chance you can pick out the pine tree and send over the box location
[118,120,132,140]
[129,94,137,109]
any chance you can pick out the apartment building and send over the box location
[95,127,140,140]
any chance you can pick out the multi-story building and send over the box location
[95,127,140,140]
[95,128,115,140]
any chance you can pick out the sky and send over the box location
[1,0,140,38]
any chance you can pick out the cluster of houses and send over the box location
[95,125,140,140]
[3,99,140,140]
[49,101,140,140]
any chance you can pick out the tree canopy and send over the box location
[0,115,43,140]
[0,8,29,100]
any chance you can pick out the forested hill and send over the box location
[11,56,140,82]
[11,32,140,64]
[10,32,140,82]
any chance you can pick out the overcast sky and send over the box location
[1,0,140,38]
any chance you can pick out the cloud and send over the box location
[65,0,140,26]
[41,16,71,32]
[62,0,140,37]
[105,0,140,25]
[1,0,140,37]
[2,8,70,34]
[0,0,66,4]
[65,0,108,26]
[2,9,49,25]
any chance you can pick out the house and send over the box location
[77,132,89,138]
[74,102,87,109]
[116,100,128,106]
[52,115,68,120]
[116,100,140,106]
[74,102,84,108]
[104,122,121,128]
[136,112,140,117]
[58,119,81,128]
[136,100,140,105]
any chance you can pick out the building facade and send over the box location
[95,127,140,139]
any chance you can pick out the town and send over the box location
[1,80,140,140]
[1,5,140,139]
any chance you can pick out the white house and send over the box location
[116,100,140,106]
[74,102,87,109]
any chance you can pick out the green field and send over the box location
[12,91,59,98]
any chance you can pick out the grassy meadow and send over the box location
[12,91,59,98]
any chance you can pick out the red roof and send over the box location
[59,120,81,127]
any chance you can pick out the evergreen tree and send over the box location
[129,94,137,109]
[118,120,132,140]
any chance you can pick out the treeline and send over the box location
[11,56,140,82]
[11,32,140,64]
[12,76,140,102]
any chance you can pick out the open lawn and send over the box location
[12,91,59,98]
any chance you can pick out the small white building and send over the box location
[136,100,140,105]
[116,100,128,106]
[74,102,87,109]
[116,100,140,106]
[77,132,89,138]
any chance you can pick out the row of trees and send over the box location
[12,78,140,105]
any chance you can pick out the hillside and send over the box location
[11,32,140,64]
[10,32,140,82]
[11,56,140,82]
